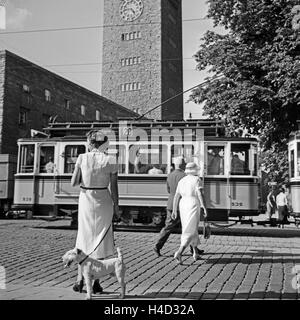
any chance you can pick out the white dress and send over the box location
[176,175,202,247]
[75,150,117,259]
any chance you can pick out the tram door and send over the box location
[14,143,37,208]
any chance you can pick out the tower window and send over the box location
[121,56,141,67]
[121,82,142,92]
[121,31,142,41]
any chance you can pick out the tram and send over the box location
[12,120,261,229]
[288,124,300,226]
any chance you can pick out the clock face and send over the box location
[120,0,144,22]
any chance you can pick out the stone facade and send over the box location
[101,0,183,120]
[0,50,137,156]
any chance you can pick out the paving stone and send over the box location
[0,219,300,300]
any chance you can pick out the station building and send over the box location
[0,50,137,156]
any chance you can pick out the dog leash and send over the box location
[78,223,112,265]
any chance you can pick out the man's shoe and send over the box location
[189,246,204,255]
[153,247,161,257]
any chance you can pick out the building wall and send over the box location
[0,50,137,155]
[101,0,183,120]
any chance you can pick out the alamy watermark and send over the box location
[95,121,205,170]
[0,266,6,290]
[292,265,300,292]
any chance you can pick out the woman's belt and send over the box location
[80,186,107,190]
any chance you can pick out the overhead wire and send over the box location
[0,17,208,36]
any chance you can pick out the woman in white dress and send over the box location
[172,162,207,264]
[71,130,120,293]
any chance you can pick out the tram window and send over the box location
[207,146,224,175]
[128,144,167,174]
[230,144,250,175]
[19,145,35,173]
[106,145,126,174]
[297,143,300,176]
[170,145,195,172]
[290,149,295,178]
[39,146,55,173]
[64,145,86,174]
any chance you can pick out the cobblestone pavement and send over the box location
[0,219,300,300]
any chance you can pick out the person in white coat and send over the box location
[71,130,120,294]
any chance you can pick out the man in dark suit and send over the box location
[153,157,204,257]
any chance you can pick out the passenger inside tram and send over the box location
[45,157,55,173]
[148,165,163,175]
[207,147,224,175]
[231,153,246,175]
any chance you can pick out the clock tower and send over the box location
[101,0,183,120]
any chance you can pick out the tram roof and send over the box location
[43,120,226,138]
[17,135,258,143]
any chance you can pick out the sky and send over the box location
[0,0,224,119]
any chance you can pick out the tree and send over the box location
[189,0,300,184]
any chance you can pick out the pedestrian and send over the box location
[153,156,185,256]
[276,188,289,228]
[45,157,55,173]
[172,162,208,264]
[70,130,120,294]
[266,187,277,222]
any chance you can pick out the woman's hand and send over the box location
[171,210,177,220]
[113,204,120,220]
[202,207,208,218]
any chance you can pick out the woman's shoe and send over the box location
[193,253,200,261]
[73,279,84,293]
[174,251,182,265]
[92,279,103,294]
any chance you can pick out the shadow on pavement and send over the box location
[94,291,298,300]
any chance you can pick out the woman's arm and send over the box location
[110,172,120,219]
[171,192,181,219]
[71,154,82,187]
[71,166,81,187]
[196,181,207,217]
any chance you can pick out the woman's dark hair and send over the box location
[86,130,108,149]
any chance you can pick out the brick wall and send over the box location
[0,50,137,155]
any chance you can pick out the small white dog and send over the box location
[62,247,126,300]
